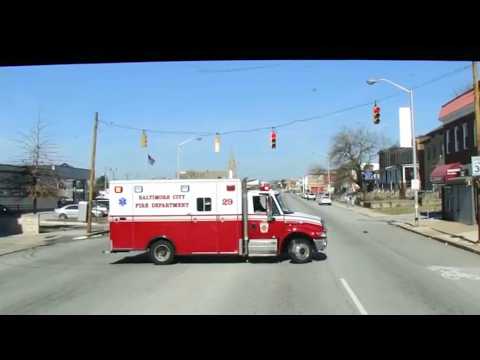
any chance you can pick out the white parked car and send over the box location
[54,204,105,219]
[306,193,316,200]
[317,193,332,205]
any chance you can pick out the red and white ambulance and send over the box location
[107,178,327,264]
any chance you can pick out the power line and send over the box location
[98,120,215,136]
[412,64,470,89]
[197,64,283,73]
[98,64,470,137]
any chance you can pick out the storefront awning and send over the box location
[430,162,462,184]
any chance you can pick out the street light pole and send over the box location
[367,78,419,226]
[409,88,419,226]
[176,137,202,179]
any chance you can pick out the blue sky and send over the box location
[0,60,473,180]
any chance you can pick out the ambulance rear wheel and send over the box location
[288,238,313,264]
[149,240,175,265]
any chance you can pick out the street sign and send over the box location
[472,156,480,177]
[411,179,420,191]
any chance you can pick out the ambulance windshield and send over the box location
[275,193,293,214]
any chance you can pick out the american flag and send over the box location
[147,154,155,165]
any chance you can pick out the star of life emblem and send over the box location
[119,197,127,206]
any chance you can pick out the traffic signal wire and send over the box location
[98,64,470,137]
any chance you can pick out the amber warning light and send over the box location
[114,186,123,193]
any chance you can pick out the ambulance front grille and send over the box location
[248,239,277,257]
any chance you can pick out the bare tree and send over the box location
[308,164,327,175]
[328,127,381,191]
[14,119,62,213]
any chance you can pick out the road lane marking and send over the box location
[340,278,368,315]
[428,266,480,281]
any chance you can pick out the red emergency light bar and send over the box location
[226,185,236,191]
[260,184,271,191]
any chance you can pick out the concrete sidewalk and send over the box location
[333,200,480,255]
[0,228,109,257]
[333,201,413,221]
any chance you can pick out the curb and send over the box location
[332,199,480,256]
[0,231,109,257]
[0,243,47,257]
[393,222,480,256]
[72,230,109,240]
[424,227,476,243]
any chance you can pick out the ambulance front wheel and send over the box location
[288,238,313,264]
[149,240,175,265]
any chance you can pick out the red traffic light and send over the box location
[271,129,277,149]
[372,103,380,124]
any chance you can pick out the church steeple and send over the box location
[228,151,237,179]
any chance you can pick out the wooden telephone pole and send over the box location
[87,112,99,234]
[473,63,480,242]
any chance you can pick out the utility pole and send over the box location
[104,167,107,191]
[86,112,98,234]
[472,62,480,243]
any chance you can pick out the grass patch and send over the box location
[372,205,441,215]
[372,207,414,215]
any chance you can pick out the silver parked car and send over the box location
[54,204,105,219]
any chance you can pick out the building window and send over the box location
[454,126,460,152]
[446,129,451,154]
[196,197,212,212]
[463,123,468,150]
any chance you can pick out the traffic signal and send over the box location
[140,130,148,147]
[373,102,380,124]
[271,129,277,149]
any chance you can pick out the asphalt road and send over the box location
[1,192,480,314]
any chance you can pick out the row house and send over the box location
[303,171,337,194]
[422,85,478,225]
[417,126,444,191]
[0,163,90,212]
[378,146,416,191]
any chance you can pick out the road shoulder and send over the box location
[332,200,480,256]
[0,229,108,257]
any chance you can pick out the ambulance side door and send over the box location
[188,183,219,253]
[248,193,281,241]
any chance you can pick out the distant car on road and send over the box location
[306,193,316,200]
[317,193,332,205]
[54,204,105,219]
